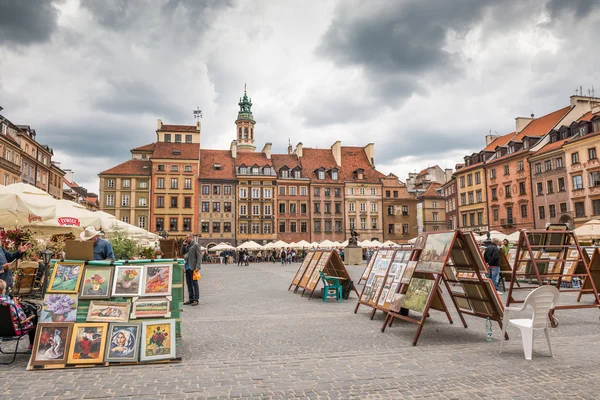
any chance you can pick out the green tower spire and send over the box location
[237,83,254,122]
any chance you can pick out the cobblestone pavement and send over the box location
[3,262,600,399]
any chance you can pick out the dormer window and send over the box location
[318,170,325,180]
[252,167,259,175]
[280,168,289,178]
[264,167,272,175]
[293,169,301,178]
[240,166,247,174]
[523,140,529,149]
[355,169,364,180]
[331,170,338,180]
[172,150,181,156]
[213,164,221,170]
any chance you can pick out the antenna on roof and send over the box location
[530,112,534,118]
[580,85,583,96]
[592,85,596,98]
[193,106,203,121]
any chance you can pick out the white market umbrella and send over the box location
[25,199,102,235]
[310,242,319,248]
[271,240,289,249]
[408,237,418,244]
[370,240,384,248]
[383,240,398,247]
[478,230,509,244]
[211,242,236,251]
[359,239,373,248]
[288,242,297,248]
[0,184,56,228]
[319,239,336,248]
[331,241,342,247]
[574,220,600,240]
[237,240,263,250]
[295,240,311,248]
[505,231,521,244]
[340,240,349,247]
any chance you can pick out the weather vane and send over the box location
[193,106,203,121]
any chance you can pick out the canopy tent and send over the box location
[331,241,343,247]
[266,240,289,250]
[340,240,349,247]
[237,240,263,250]
[505,230,521,243]
[0,183,56,228]
[24,199,103,235]
[95,211,159,241]
[370,240,384,247]
[574,219,600,240]
[210,242,236,251]
[310,242,319,247]
[359,239,373,248]
[382,240,399,247]
[477,230,510,244]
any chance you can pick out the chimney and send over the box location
[196,120,201,133]
[593,103,600,115]
[515,117,534,133]
[157,119,163,130]
[287,144,293,154]
[230,140,237,159]
[261,143,272,159]
[485,134,500,146]
[364,143,375,167]
[294,142,303,158]
[444,168,452,183]
[331,141,342,166]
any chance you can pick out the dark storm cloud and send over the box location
[318,0,493,76]
[93,79,186,122]
[546,0,599,19]
[80,0,236,31]
[0,0,61,46]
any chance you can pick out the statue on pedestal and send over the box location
[348,228,359,247]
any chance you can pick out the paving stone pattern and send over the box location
[2,262,600,399]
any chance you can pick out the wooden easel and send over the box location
[381,231,506,346]
[291,251,358,299]
[576,247,600,302]
[288,251,316,292]
[358,249,380,284]
[506,229,600,327]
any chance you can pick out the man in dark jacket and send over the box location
[0,242,32,290]
[182,234,201,306]
[483,238,502,293]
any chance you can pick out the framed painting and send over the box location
[401,261,418,284]
[79,266,114,299]
[87,301,131,323]
[130,297,171,319]
[105,322,141,363]
[140,319,176,362]
[415,231,455,274]
[40,293,77,323]
[112,266,144,297]
[30,322,73,366]
[142,264,173,297]
[402,278,434,314]
[389,293,406,313]
[47,262,84,294]
[67,323,108,365]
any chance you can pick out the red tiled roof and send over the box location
[235,152,273,167]
[84,196,98,205]
[99,160,152,175]
[578,111,600,122]
[152,142,199,159]
[158,124,198,133]
[300,148,343,183]
[563,130,600,147]
[417,167,430,177]
[420,182,443,198]
[513,106,571,141]
[340,147,385,183]
[199,149,235,180]
[532,138,569,157]
[62,178,79,188]
[271,154,307,177]
[131,143,155,152]
[484,132,516,151]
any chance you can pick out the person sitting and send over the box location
[0,279,37,349]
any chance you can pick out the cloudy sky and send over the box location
[1,0,599,192]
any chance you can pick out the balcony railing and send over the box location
[500,218,516,228]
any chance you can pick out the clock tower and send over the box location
[235,85,256,152]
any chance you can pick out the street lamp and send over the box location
[41,248,53,297]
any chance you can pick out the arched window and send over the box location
[251,128,253,138]
[244,127,248,138]
[238,127,242,137]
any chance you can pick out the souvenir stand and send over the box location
[381,230,505,346]
[289,250,358,299]
[358,250,380,284]
[354,246,412,319]
[26,258,183,370]
[506,228,600,327]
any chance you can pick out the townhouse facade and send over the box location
[417,183,445,232]
[381,173,418,242]
[441,178,458,230]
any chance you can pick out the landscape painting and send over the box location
[415,232,455,274]
[131,297,171,319]
[401,278,434,314]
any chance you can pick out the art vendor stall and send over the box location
[26,258,183,370]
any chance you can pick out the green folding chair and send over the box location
[319,271,342,302]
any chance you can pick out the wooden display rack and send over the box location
[354,246,412,319]
[358,250,380,284]
[289,251,358,299]
[576,247,600,303]
[506,229,600,327]
[380,230,505,346]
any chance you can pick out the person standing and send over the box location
[280,248,286,265]
[244,249,250,266]
[80,227,115,261]
[484,238,502,293]
[181,234,201,306]
[0,242,32,291]
[502,239,510,256]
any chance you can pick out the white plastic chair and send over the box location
[500,285,559,360]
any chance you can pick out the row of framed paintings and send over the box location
[49,263,173,298]
[30,319,177,367]
[39,296,171,323]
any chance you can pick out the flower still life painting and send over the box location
[140,319,176,361]
[142,264,172,296]
[47,262,84,293]
[79,266,114,299]
[31,322,73,366]
[40,294,78,322]
[105,323,141,363]
[67,323,108,364]
[112,266,143,297]
[87,301,131,323]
